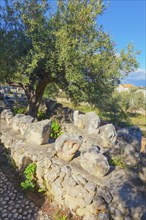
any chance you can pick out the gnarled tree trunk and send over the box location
[26,78,49,118]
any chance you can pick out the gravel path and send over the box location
[0,168,51,220]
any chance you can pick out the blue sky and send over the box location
[98,0,146,86]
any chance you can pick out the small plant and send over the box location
[54,210,68,220]
[37,109,47,120]
[109,156,127,169]
[21,163,37,191]
[38,188,46,193]
[21,179,36,191]
[21,163,46,193]
[13,106,27,114]
[50,120,63,140]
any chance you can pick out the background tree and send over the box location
[0,0,140,117]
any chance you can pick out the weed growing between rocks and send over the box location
[21,163,46,193]
[13,106,27,114]
[109,155,127,169]
[50,120,63,141]
[21,163,37,191]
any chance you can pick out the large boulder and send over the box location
[55,133,82,162]
[83,112,101,134]
[24,119,52,145]
[11,114,25,131]
[73,110,85,129]
[98,124,117,147]
[80,146,110,178]
[1,109,14,125]
[114,126,142,166]
[117,126,142,146]
[5,111,14,125]
[18,115,34,134]
[0,100,5,112]
[1,109,12,119]
[73,111,101,134]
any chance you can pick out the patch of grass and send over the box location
[109,156,127,169]
[13,106,27,114]
[60,101,99,114]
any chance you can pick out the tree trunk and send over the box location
[27,78,49,118]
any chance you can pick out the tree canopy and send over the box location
[0,0,140,117]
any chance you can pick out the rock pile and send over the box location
[0,107,146,220]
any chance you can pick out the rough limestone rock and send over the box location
[83,112,101,134]
[73,111,101,134]
[0,101,5,113]
[1,109,12,119]
[119,126,142,143]
[99,124,117,147]
[1,115,146,220]
[55,134,83,161]
[138,148,146,183]
[24,119,51,145]
[5,111,14,125]
[80,147,110,178]
[73,110,80,126]
[18,115,34,134]
[73,110,85,129]
[114,126,142,165]
[11,114,25,131]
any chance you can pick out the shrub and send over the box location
[37,109,47,120]
[109,156,127,169]
[13,106,27,114]
[21,163,37,191]
[21,163,46,193]
[50,120,63,140]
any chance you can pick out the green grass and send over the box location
[59,101,99,114]
[109,156,127,169]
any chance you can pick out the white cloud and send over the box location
[122,68,146,86]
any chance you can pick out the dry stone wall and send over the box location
[0,107,146,220]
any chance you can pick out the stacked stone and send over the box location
[1,109,146,220]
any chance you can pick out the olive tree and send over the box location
[0,0,140,117]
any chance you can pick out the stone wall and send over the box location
[0,108,146,220]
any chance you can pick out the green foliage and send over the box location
[37,109,47,121]
[44,83,60,99]
[109,156,127,169]
[21,163,37,191]
[38,188,46,193]
[50,120,63,140]
[13,106,27,114]
[0,0,140,117]
[118,90,145,112]
[54,209,68,220]
[21,179,35,191]
[98,92,131,127]
[21,162,46,192]
[98,88,146,127]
